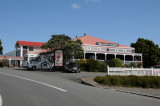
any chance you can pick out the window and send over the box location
[96,42,119,47]
[88,47,91,50]
[101,48,106,51]
[23,57,28,62]
[91,47,97,50]
[109,48,115,51]
[23,46,27,50]
[118,49,123,52]
[29,47,33,51]
[126,50,132,52]
[35,56,41,62]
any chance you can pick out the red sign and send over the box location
[55,50,63,66]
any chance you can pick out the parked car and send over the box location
[153,65,160,69]
[64,62,80,73]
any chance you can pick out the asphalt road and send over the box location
[0,68,160,106]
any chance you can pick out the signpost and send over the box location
[54,49,63,67]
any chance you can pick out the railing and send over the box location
[107,66,160,76]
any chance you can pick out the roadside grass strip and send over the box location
[0,72,67,92]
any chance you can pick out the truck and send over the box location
[23,53,54,71]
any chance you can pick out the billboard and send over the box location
[54,49,63,66]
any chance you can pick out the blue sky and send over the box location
[0,0,160,54]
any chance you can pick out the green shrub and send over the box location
[157,61,160,65]
[94,75,160,88]
[0,58,9,67]
[129,62,137,68]
[107,58,122,67]
[94,76,111,85]
[109,76,120,86]
[77,59,107,72]
[86,59,99,72]
[0,61,3,67]
[77,59,87,71]
[98,61,107,72]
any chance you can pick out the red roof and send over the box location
[0,56,23,59]
[17,40,45,47]
[73,35,131,48]
[33,49,48,54]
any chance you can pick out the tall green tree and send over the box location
[131,38,160,68]
[42,34,71,50]
[0,39,3,55]
[42,34,84,62]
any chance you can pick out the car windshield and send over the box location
[68,63,77,67]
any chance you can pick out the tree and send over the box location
[0,39,3,55]
[42,34,71,50]
[131,38,160,68]
[42,34,84,62]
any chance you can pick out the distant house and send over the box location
[73,34,142,64]
[15,40,45,57]
[0,41,45,67]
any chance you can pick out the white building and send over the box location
[1,41,45,67]
[73,34,142,64]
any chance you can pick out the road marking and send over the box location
[0,72,67,92]
[0,94,2,106]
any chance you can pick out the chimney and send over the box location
[76,35,78,38]
[84,33,86,36]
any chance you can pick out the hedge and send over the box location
[77,59,107,72]
[94,75,160,88]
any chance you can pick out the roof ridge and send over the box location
[18,40,45,43]
[86,35,115,43]
[73,35,132,48]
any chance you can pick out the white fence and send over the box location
[107,66,160,76]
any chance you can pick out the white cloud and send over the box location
[86,0,101,3]
[72,3,81,9]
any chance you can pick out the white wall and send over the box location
[27,46,42,54]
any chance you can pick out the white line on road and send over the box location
[0,72,67,92]
[0,94,2,106]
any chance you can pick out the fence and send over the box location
[107,66,160,76]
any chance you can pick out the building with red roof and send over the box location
[15,40,45,57]
[2,34,142,67]
[0,41,45,67]
[73,34,142,64]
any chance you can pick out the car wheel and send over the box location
[77,69,80,73]
[32,66,36,70]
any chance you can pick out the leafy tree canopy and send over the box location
[42,34,84,62]
[0,39,3,55]
[131,38,160,68]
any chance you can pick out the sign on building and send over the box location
[54,49,63,66]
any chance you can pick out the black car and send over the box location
[65,62,80,73]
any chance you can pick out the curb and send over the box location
[81,77,160,99]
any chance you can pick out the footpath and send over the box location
[81,77,160,99]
